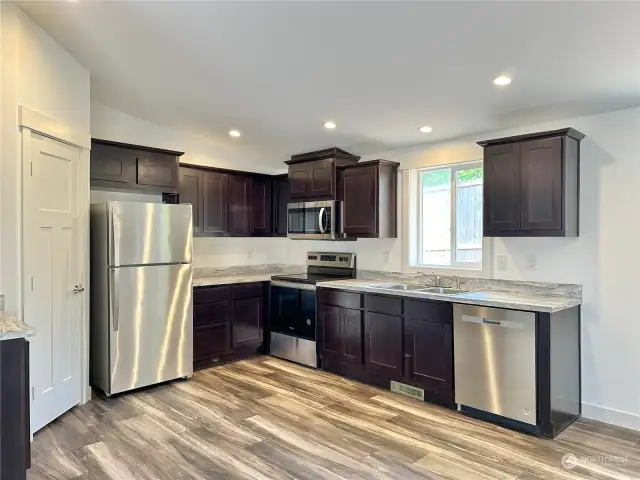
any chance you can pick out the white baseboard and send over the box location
[582,403,640,431]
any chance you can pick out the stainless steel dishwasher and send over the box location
[454,304,537,425]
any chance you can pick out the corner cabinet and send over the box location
[478,128,584,237]
[338,160,399,238]
[192,282,266,370]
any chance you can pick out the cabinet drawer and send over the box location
[194,302,230,327]
[193,286,230,304]
[318,289,362,310]
[232,282,264,300]
[404,299,452,325]
[366,294,402,316]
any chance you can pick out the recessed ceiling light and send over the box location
[324,121,337,129]
[418,125,433,133]
[492,75,512,86]
[229,130,241,137]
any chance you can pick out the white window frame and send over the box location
[414,160,483,271]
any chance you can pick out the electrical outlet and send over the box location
[496,254,507,271]
[247,250,253,259]
[526,254,537,271]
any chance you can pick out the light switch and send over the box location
[497,254,507,271]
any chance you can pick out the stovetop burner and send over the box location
[271,252,356,285]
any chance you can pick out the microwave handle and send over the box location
[318,208,326,233]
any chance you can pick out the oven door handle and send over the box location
[318,208,326,234]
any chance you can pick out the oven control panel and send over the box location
[306,252,355,268]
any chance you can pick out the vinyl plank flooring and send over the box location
[29,356,640,480]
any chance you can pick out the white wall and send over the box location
[0,2,91,315]
[91,103,286,175]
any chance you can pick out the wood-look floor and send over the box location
[29,356,640,480]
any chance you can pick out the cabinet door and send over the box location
[289,165,310,199]
[365,312,403,376]
[232,297,264,347]
[179,167,204,234]
[194,323,231,360]
[90,143,136,184]
[483,143,521,234]
[273,176,290,236]
[318,305,342,362]
[137,153,179,189]
[203,171,229,235]
[341,165,377,236]
[340,307,363,365]
[250,177,272,235]
[229,175,251,235]
[520,137,563,232]
[309,159,334,197]
[404,318,453,394]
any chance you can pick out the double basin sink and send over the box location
[367,283,470,295]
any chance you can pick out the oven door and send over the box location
[270,286,315,340]
[287,201,337,240]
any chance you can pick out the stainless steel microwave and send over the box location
[287,200,340,240]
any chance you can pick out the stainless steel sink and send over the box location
[369,283,425,291]
[417,287,468,295]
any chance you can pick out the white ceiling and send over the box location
[16,0,640,157]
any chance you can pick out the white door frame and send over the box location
[18,106,92,407]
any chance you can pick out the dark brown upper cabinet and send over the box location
[228,174,251,236]
[285,148,360,201]
[338,160,399,238]
[137,152,179,189]
[272,174,289,237]
[478,128,584,237]
[90,142,136,185]
[178,167,204,234]
[90,138,183,193]
[203,171,230,236]
[250,176,273,236]
[179,165,277,238]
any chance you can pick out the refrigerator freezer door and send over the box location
[109,263,193,395]
[109,202,192,267]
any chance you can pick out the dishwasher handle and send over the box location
[461,314,523,329]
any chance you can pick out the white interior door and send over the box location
[23,131,82,433]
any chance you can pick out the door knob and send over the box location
[73,285,85,294]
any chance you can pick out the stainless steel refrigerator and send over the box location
[90,201,193,396]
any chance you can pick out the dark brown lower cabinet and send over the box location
[365,312,403,377]
[318,288,454,409]
[232,297,264,347]
[404,317,453,403]
[0,338,31,479]
[318,305,363,365]
[193,282,266,370]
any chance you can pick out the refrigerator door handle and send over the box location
[111,269,120,332]
[109,203,117,267]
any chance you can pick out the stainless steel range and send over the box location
[270,252,356,368]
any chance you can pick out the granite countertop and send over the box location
[0,312,36,341]
[317,279,581,313]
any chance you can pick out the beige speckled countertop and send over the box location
[0,300,35,341]
[318,279,581,313]
[193,273,275,287]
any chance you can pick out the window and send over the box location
[416,162,483,269]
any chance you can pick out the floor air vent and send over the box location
[390,381,425,401]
